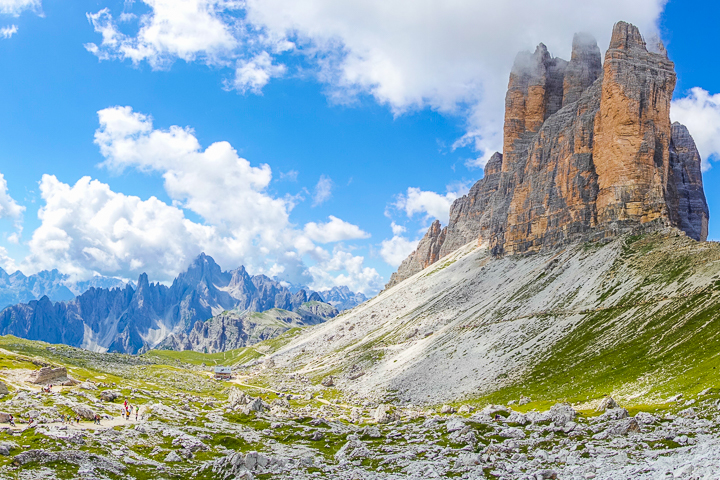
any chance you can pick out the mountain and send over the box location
[257,22,718,408]
[318,286,368,311]
[0,253,336,354]
[157,301,338,353]
[386,22,708,289]
[0,268,128,309]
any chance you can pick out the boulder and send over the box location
[548,403,577,426]
[228,388,249,409]
[241,397,265,415]
[321,376,334,387]
[373,404,397,424]
[25,366,69,385]
[334,436,372,462]
[440,405,455,414]
[0,382,8,395]
[100,390,120,402]
[72,405,96,420]
[164,451,183,462]
[597,396,619,412]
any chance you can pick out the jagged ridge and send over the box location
[0,254,334,354]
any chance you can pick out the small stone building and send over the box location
[214,366,232,380]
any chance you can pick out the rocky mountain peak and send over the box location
[562,32,602,106]
[386,21,709,290]
[484,152,503,175]
[608,20,647,50]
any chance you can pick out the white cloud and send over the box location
[0,246,18,273]
[312,174,332,206]
[0,24,17,38]
[390,222,405,236]
[304,215,370,244]
[380,222,420,268]
[0,0,39,15]
[0,172,24,221]
[86,1,666,157]
[244,0,665,158]
[380,234,418,268]
[0,172,24,238]
[24,175,219,280]
[15,106,383,293]
[394,187,458,224]
[85,1,239,69]
[671,87,720,171]
[230,51,287,94]
[94,106,290,243]
[308,248,383,295]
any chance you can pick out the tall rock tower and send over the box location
[386,21,709,290]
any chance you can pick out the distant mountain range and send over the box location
[318,286,368,311]
[158,302,338,353]
[0,268,128,309]
[0,253,366,354]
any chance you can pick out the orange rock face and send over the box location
[593,22,677,231]
[385,21,709,290]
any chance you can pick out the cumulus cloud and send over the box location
[312,174,332,206]
[24,175,216,281]
[86,1,666,157]
[230,51,287,93]
[308,248,383,295]
[0,0,39,15]
[0,24,17,38]
[304,215,370,243]
[0,172,24,237]
[19,106,382,293]
[85,1,239,69]
[0,173,24,220]
[380,234,418,268]
[671,88,720,171]
[395,186,465,224]
[95,106,289,241]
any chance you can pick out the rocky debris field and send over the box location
[0,338,717,479]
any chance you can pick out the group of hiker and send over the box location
[59,413,82,425]
[122,399,139,421]
[5,383,144,428]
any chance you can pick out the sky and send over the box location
[0,0,719,295]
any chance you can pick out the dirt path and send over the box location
[5,415,144,432]
[225,376,352,409]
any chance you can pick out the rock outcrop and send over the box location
[387,220,446,288]
[26,366,75,385]
[386,22,709,289]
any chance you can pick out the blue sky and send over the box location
[0,0,718,294]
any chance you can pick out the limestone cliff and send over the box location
[386,21,709,289]
[386,220,446,289]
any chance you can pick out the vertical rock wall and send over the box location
[385,21,709,290]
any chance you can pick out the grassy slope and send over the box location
[475,234,720,410]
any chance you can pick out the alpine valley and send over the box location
[1,20,720,480]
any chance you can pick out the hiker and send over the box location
[8,415,14,427]
[135,409,138,421]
